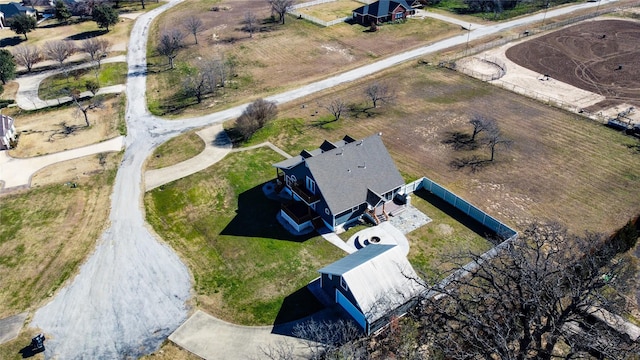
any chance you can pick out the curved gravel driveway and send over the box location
[29,0,619,358]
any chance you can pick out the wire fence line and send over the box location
[441,2,640,122]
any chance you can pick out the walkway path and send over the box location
[14,55,127,110]
[17,0,620,358]
[0,136,124,190]
[145,124,232,191]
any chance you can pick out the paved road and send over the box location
[27,0,620,358]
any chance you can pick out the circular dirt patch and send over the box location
[505,19,640,109]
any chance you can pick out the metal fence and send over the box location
[402,177,518,241]
[446,0,640,62]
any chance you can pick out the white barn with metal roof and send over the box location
[317,244,425,334]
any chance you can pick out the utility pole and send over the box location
[542,1,550,26]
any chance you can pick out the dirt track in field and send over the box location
[505,19,640,111]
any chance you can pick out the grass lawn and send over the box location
[38,63,128,100]
[296,0,363,21]
[144,147,346,326]
[237,63,640,236]
[0,153,120,319]
[146,131,205,170]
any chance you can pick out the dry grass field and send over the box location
[145,0,459,117]
[248,62,640,235]
[0,151,121,319]
[4,94,125,157]
[0,17,133,61]
[295,0,363,21]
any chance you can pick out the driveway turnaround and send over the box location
[25,0,620,358]
[0,136,124,190]
[145,124,231,191]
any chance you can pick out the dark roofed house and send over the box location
[317,244,424,334]
[273,134,406,233]
[0,2,36,27]
[352,0,417,27]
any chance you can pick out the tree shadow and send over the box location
[0,36,24,47]
[66,29,108,40]
[449,155,491,173]
[442,131,479,151]
[220,183,316,242]
[272,286,326,328]
[412,188,501,244]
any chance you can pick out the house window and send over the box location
[352,205,359,212]
[327,274,332,280]
[306,176,316,194]
[395,12,404,19]
[325,208,330,215]
[340,277,348,291]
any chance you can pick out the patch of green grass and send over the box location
[430,0,583,21]
[146,131,205,170]
[38,63,127,100]
[407,189,493,281]
[145,148,345,325]
[116,94,127,135]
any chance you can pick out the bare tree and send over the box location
[418,221,639,360]
[324,98,347,121]
[484,126,512,161]
[156,29,184,69]
[12,45,42,72]
[235,98,278,140]
[267,0,294,24]
[182,59,218,103]
[469,114,497,142]
[365,81,395,109]
[182,16,205,45]
[291,318,364,360]
[243,11,258,38]
[81,38,111,68]
[69,89,104,127]
[43,40,76,77]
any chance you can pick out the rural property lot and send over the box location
[506,19,640,112]
[146,0,459,116]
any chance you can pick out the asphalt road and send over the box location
[30,0,619,358]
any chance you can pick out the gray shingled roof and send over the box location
[353,0,413,18]
[0,2,34,18]
[306,134,404,215]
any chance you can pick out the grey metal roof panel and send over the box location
[319,244,425,323]
[319,244,396,275]
[305,134,404,214]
